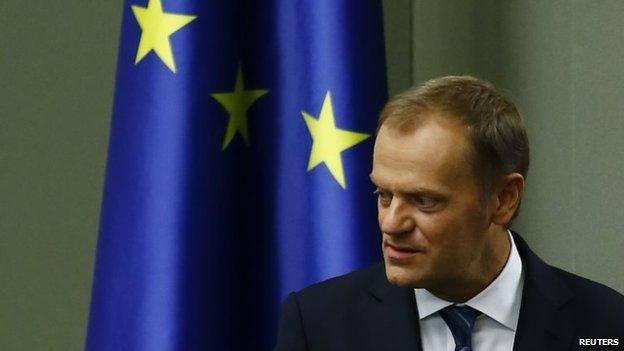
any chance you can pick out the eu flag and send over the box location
[87,0,387,349]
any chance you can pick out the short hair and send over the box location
[378,76,529,215]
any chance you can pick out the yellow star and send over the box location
[131,0,196,73]
[302,91,371,188]
[211,66,268,150]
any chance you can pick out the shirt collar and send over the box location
[414,230,524,331]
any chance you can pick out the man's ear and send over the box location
[491,173,525,226]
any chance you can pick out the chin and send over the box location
[384,261,424,288]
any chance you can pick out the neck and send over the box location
[428,228,511,303]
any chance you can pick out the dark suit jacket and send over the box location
[275,233,624,350]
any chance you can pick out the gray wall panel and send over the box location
[0,1,122,350]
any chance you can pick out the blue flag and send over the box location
[87,0,387,349]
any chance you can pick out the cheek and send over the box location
[415,211,465,264]
[414,212,453,244]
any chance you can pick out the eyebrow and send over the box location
[369,174,448,196]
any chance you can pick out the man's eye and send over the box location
[412,196,437,208]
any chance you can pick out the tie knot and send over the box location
[439,305,481,351]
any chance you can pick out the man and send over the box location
[274,76,624,350]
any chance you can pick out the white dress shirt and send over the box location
[415,230,525,351]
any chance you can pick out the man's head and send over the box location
[370,76,529,298]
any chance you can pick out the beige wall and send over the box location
[1,1,121,350]
[1,1,623,350]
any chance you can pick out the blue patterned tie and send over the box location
[439,305,481,351]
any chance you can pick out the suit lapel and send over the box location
[512,233,575,351]
[363,264,423,350]
[356,234,576,351]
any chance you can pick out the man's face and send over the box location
[371,114,492,289]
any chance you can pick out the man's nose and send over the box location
[380,197,414,235]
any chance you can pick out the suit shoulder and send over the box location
[551,266,624,304]
[293,263,384,306]
[550,266,624,333]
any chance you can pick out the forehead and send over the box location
[371,115,474,191]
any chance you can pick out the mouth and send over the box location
[384,242,424,262]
